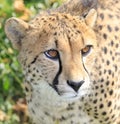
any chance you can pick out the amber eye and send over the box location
[44,49,59,60]
[81,45,92,56]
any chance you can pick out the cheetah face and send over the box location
[5,9,97,101]
[40,31,96,99]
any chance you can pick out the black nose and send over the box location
[67,80,84,92]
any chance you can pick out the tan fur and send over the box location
[5,0,120,124]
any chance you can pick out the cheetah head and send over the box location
[5,9,97,102]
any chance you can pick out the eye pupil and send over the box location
[82,46,89,52]
[44,49,59,60]
[81,45,92,56]
[48,50,57,57]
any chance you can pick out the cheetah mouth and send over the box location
[50,83,91,101]
[50,84,81,99]
[60,92,79,99]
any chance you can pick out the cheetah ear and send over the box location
[5,17,29,50]
[85,9,97,28]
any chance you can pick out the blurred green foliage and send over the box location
[0,0,63,123]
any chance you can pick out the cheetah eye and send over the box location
[81,45,92,56]
[44,49,59,60]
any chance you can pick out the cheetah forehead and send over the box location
[5,10,97,65]
[23,12,96,49]
[20,14,94,51]
[5,9,97,50]
[29,12,95,37]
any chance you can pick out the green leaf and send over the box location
[3,77,10,91]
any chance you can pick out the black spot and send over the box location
[93,99,97,104]
[32,74,36,77]
[43,20,47,23]
[94,116,98,119]
[67,104,74,110]
[113,65,117,71]
[43,29,47,33]
[95,86,99,89]
[110,40,114,46]
[36,69,39,73]
[98,25,103,30]
[100,78,104,83]
[25,87,29,92]
[103,33,107,39]
[112,56,115,61]
[109,90,113,95]
[115,43,119,48]
[55,40,58,48]
[86,109,90,112]
[78,106,82,110]
[104,117,109,121]
[31,56,38,64]
[107,101,112,107]
[102,111,107,115]
[111,114,115,119]
[54,32,57,35]
[107,25,112,32]
[106,81,109,86]
[99,120,103,123]
[101,89,104,93]
[90,119,94,122]
[110,50,112,55]
[112,81,114,86]
[99,104,104,109]
[77,30,81,34]
[28,69,31,73]
[100,13,104,20]
[95,92,98,96]
[52,18,55,21]
[103,47,107,54]
[115,26,119,31]
[63,15,68,19]
[73,24,77,28]
[104,93,107,98]
[106,60,110,65]
[60,116,66,121]
[104,69,106,74]
[108,14,113,18]
[44,111,50,116]
[30,78,34,82]
[99,71,102,75]
[94,113,98,116]
[114,35,118,39]
[108,70,111,75]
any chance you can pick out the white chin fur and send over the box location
[61,92,81,102]
[30,80,90,111]
[61,92,77,98]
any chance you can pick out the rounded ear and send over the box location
[5,17,29,50]
[85,9,97,28]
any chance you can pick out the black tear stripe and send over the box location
[82,59,89,77]
[52,55,62,93]
[30,55,39,64]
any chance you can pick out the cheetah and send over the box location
[5,0,120,124]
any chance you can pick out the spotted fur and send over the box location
[5,0,120,124]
